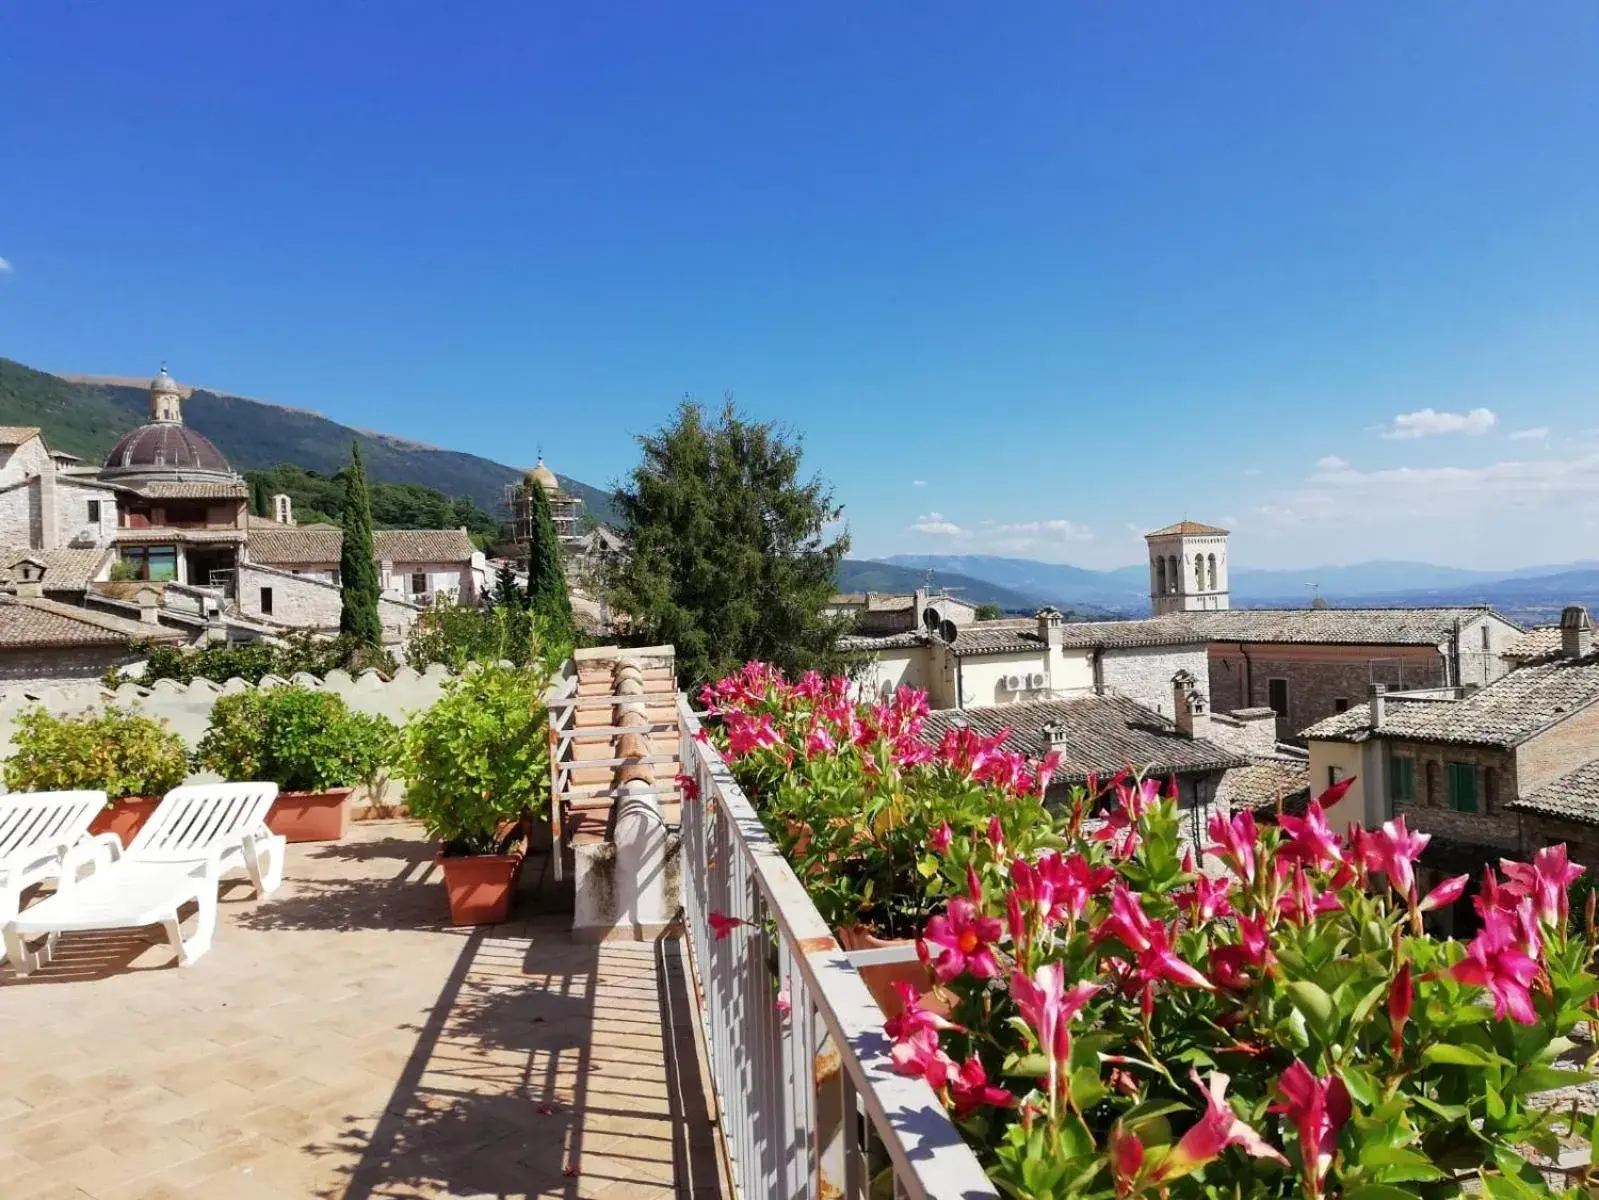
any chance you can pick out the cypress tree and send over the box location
[338,442,383,647]
[250,476,270,518]
[526,475,573,638]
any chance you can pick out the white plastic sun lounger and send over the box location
[3,782,284,974]
[0,791,112,923]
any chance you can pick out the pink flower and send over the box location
[1109,1123,1145,1196]
[882,981,965,1041]
[803,724,836,758]
[776,977,791,1018]
[674,773,699,802]
[1035,749,1064,795]
[1278,864,1343,925]
[1419,873,1470,913]
[986,815,1005,855]
[1270,1061,1351,1198]
[1360,815,1429,898]
[929,821,953,854]
[724,712,782,758]
[1450,907,1541,1024]
[1501,844,1585,928]
[920,897,1004,982]
[1010,851,1113,929]
[1096,885,1214,992]
[708,911,749,940]
[1009,962,1100,1107]
[1206,809,1259,884]
[1279,800,1344,871]
[889,1027,957,1089]
[948,1057,1016,1119]
[1389,963,1412,1057]
[1177,870,1233,924]
[1157,1070,1287,1181]
[1210,914,1273,989]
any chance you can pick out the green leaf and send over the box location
[1422,1043,1503,1068]
[1286,980,1336,1040]
[1344,1185,1436,1200]
[1507,1065,1594,1096]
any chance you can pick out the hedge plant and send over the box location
[193,687,397,794]
[3,705,189,801]
[399,665,549,856]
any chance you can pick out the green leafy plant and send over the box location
[399,665,550,856]
[107,632,396,688]
[339,440,383,648]
[405,598,559,671]
[3,705,189,801]
[107,559,142,582]
[194,687,397,793]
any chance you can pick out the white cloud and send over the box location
[0,257,11,273]
[911,479,927,487]
[991,518,1092,541]
[1315,454,1350,472]
[1509,427,1550,442]
[909,512,963,536]
[1380,407,1497,440]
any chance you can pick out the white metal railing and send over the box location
[678,697,997,1200]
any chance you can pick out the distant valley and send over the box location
[872,553,1599,627]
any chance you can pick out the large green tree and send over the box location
[608,399,850,687]
[338,442,383,647]
[526,474,573,639]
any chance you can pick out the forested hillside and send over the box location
[0,357,622,527]
[244,465,504,548]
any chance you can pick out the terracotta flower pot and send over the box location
[266,789,353,843]
[437,852,522,926]
[836,924,940,1021]
[88,796,161,849]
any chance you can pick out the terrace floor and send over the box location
[0,821,728,1200]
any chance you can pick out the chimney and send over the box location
[272,493,294,525]
[1040,720,1071,755]
[135,585,162,624]
[1368,683,1386,730]
[1036,605,1064,647]
[1172,670,1209,739]
[1561,605,1592,659]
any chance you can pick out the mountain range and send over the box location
[0,357,621,527]
[876,553,1599,627]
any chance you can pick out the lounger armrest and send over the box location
[58,833,125,888]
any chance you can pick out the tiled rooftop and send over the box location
[0,594,186,649]
[1302,653,1599,748]
[1507,761,1599,824]
[1215,757,1312,814]
[247,527,477,568]
[1503,626,1562,662]
[922,694,1248,784]
[0,821,725,1199]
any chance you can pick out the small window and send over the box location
[260,587,273,615]
[87,500,101,523]
[1333,697,1349,713]
[1267,678,1289,720]
[411,572,428,594]
[1447,762,1478,813]
[1328,765,1345,789]
[1481,625,1491,650]
[1390,756,1415,804]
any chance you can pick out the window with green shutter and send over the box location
[1447,762,1478,813]
[1390,756,1415,805]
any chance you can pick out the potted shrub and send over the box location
[194,687,397,842]
[2,705,189,845]
[699,665,1064,1016]
[399,664,550,925]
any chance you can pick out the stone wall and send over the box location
[1099,643,1210,719]
[54,478,116,550]
[0,644,143,688]
[0,482,36,548]
[1517,701,1599,797]
[1390,737,1521,854]
[235,563,420,642]
[1208,708,1279,757]
[1209,644,1445,743]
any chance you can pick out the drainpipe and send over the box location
[1092,647,1104,695]
[1238,643,1254,707]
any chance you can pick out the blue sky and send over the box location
[3,3,1597,570]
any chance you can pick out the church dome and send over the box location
[151,367,180,394]
[102,424,232,477]
[527,458,559,495]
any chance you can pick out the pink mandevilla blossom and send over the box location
[1206,809,1259,884]
[1359,814,1430,898]
[948,1057,1016,1119]
[882,981,965,1041]
[889,1027,957,1089]
[1450,905,1542,1024]
[1156,1070,1287,1181]
[1109,1123,1145,1197]
[1419,873,1471,913]
[1096,885,1214,992]
[1501,843,1585,928]
[920,897,1004,982]
[674,773,699,802]
[1270,1061,1352,1198]
[803,724,836,759]
[929,820,953,854]
[1278,800,1345,871]
[708,911,749,940]
[1278,864,1343,925]
[1009,961,1099,1104]
[1389,963,1413,1057]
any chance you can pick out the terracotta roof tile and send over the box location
[122,480,249,499]
[1507,761,1599,823]
[0,426,42,447]
[0,595,184,648]
[246,526,475,568]
[0,547,113,592]
[1147,520,1230,537]
[922,695,1247,783]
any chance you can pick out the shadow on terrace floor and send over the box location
[309,913,725,1199]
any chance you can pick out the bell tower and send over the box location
[1146,521,1230,615]
[149,365,183,423]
